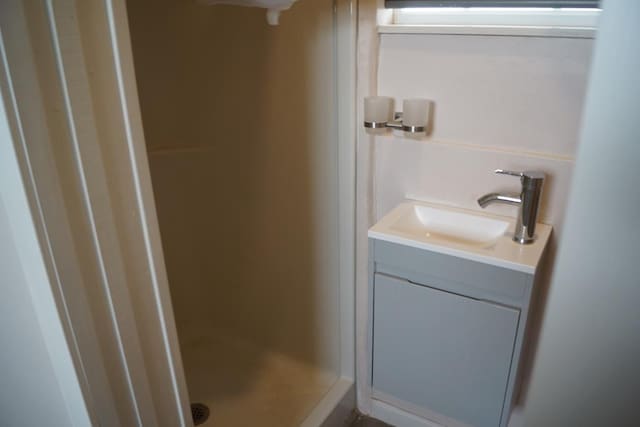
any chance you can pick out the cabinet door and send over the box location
[372,274,519,427]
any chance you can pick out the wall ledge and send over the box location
[378,24,596,38]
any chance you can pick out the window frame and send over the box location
[392,7,600,27]
[378,5,600,38]
[385,0,599,8]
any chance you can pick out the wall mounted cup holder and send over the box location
[363,98,431,135]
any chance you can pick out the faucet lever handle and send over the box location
[495,169,545,182]
[494,169,523,177]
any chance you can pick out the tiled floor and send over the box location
[181,329,337,427]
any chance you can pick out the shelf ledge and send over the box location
[378,24,596,38]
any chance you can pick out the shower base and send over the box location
[181,330,337,427]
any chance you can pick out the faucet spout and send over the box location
[477,193,521,208]
[477,169,545,244]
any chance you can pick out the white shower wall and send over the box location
[127,0,340,375]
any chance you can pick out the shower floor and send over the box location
[180,330,337,427]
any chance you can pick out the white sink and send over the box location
[369,201,552,274]
[389,204,509,246]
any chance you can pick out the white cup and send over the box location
[364,96,394,124]
[402,98,430,129]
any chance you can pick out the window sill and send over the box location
[378,24,596,38]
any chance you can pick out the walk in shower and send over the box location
[126,0,344,425]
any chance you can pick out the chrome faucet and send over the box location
[478,169,545,244]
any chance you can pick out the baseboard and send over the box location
[300,377,355,427]
[369,393,525,427]
[371,398,443,427]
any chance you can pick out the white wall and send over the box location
[0,78,89,426]
[524,1,640,425]
[355,4,595,412]
[373,31,592,404]
[375,33,593,231]
[127,0,340,373]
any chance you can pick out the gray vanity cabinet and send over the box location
[369,239,541,427]
[373,274,519,427]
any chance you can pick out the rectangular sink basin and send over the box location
[390,204,510,246]
[369,201,552,273]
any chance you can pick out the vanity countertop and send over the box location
[368,200,552,274]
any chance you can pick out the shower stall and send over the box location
[125,0,354,425]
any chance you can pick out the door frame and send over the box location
[0,0,357,425]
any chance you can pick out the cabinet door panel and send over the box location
[372,274,519,427]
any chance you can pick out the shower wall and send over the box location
[127,0,340,373]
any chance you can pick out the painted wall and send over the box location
[127,0,340,373]
[354,2,595,415]
[375,33,592,233]
[374,32,592,406]
[524,1,640,425]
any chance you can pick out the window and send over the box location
[393,7,600,27]
[381,0,600,36]
[386,1,599,7]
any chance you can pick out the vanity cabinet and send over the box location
[369,239,544,427]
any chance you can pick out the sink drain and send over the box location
[191,403,210,426]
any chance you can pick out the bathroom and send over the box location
[123,0,600,425]
[1,0,638,427]
[124,0,593,423]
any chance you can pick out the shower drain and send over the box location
[191,403,210,426]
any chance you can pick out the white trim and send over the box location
[384,7,599,37]
[378,23,596,37]
[371,398,444,427]
[336,0,357,382]
[371,395,525,427]
[354,0,381,416]
[373,391,474,427]
[393,7,600,26]
[300,378,355,427]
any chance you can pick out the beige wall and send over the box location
[127,0,340,373]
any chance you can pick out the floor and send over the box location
[347,406,524,427]
[180,329,337,427]
[349,414,394,427]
